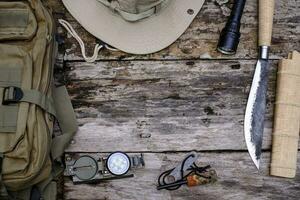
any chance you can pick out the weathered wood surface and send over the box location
[64,152,300,200]
[44,0,300,199]
[49,0,300,61]
[65,60,281,152]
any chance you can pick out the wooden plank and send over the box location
[65,59,282,152]
[48,0,300,61]
[64,152,300,200]
[45,1,300,199]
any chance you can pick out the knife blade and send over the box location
[244,58,269,169]
[244,0,275,169]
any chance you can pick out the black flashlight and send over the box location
[217,0,247,55]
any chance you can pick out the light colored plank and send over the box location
[48,0,300,60]
[65,60,282,152]
[64,152,300,200]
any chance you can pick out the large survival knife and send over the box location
[244,0,275,169]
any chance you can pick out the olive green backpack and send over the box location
[0,0,78,199]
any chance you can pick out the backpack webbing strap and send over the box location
[20,89,56,116]
[1,86,56,116]
[51,86,78,160]
[0,153,9,200]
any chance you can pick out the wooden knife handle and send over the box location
[259,0,275,46]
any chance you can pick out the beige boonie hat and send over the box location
[62,0,205,54]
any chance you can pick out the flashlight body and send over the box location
[217,0,247,55]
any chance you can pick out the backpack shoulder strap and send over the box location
[51,86,78,160]
[1,86,56,116]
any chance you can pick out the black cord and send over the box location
[157,155,211,190]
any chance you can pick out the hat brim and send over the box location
[62,0,205,54]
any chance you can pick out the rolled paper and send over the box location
[271,51,300,178]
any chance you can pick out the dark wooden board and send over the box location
[64,152,300,200]
[65,60,281,152]
[48,0,300,61]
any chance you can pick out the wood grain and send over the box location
[42,0,300,199]
[64,60,282,152]
[48,0,300,61]
[64,152,300,200]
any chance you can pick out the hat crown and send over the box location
[117,0,165,14]
[97,0,169,21]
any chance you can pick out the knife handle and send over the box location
[259,0,275,47]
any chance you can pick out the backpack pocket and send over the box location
[0,1,37,41]
[0,44,32,153]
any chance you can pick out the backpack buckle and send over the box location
[2,86,23,105]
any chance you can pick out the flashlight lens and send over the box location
[107,152,130,176]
